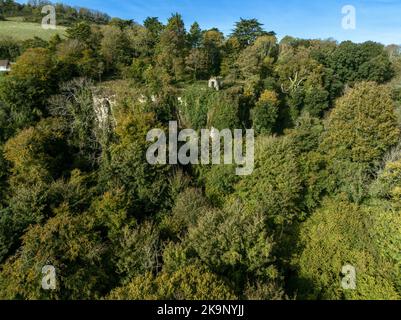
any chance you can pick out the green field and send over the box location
[0,19,66,41]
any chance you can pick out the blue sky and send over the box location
[20,0,401,44]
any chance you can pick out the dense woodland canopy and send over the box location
[1,0,401,300]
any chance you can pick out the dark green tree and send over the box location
[231,18,273,48]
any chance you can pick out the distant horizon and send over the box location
[17,0,401,45]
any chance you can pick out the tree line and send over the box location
[0,0,110,25]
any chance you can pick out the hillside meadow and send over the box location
[0,18,66,41]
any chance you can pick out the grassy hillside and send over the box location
[0,18,66,41]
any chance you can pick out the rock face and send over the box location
[208,77,223,91]
[0,60,11,72]
[93,95,116,129]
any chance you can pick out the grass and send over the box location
[0,19,66,41]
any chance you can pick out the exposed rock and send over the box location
[93,95,116,129]
[208,77,223,91]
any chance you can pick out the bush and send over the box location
[0,204,108,300]
[234,135,303,227]
[107,264,237,300]
[319,82,400,200]
[160,188,209,238]
[321,82,399,166]
[180,84,217,130]
[294,197,400,300]
[185,199,279,290]
[252,90,280,135]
